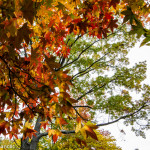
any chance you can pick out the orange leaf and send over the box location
[48,129,62,137]
[40,121,48,129]
[59,118,68,125]
[21,121,37,139]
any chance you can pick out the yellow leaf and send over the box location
[6,19,17,37]
[80,127,87,139]
[5,112,12,118]
[48,129,56,137]
[75,122,81,133]
[48,129,61,137]
[85,122,98,129]
[80,123,98,140]
[24,121,32,129]
[75,117,82,133]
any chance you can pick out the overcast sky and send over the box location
[101,42,150,150]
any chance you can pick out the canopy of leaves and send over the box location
[0,0,150,149]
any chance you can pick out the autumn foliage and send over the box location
[0,0,150,149]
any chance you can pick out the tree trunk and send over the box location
[20,117,42,150]
[20,136,40,150]
[20,116,75,150]
[20,137,30,150]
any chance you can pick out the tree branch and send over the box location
[37,130,75,139]
[59,29,122,70]
[96,103,148,126]
[76,78,116,101]
[73,105,92,109]
[71,52,110,80]
[59,39,100,70]
[73,107,89,121]
[70,34,82,47]
[0,56,35,114]
[37,103,149,139]
[72,68,95,80]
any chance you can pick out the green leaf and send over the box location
[130,25,145,38]
[140,36,150,47]
[121,6,135,24]
[56,2,66,11]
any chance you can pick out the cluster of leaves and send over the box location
[0,0,150,149]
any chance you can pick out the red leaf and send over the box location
[108,19,118,32]
[59,118,68,125]
[0,121,8,135]
[109,0,120,9]
[53,134,58,143]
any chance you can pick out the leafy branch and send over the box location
[71,52,110,80]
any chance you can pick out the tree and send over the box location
[0,0,150,150]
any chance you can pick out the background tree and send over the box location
[0,0,150,150]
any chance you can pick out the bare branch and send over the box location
[11,93,17,121]
[24,46,27,57]
[57,34,84,69]
[60,29,122,70]
[72,68,95,79]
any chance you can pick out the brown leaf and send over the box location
[21,0,36,24]
[14,23,31,49]
[31,46,39,62]
[81,124,98,140]
[76,138,87,147]
[45,55,61,71]
[108,19,118,32]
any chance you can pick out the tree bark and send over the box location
[20,137,30,150]
[20,116,42,150]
